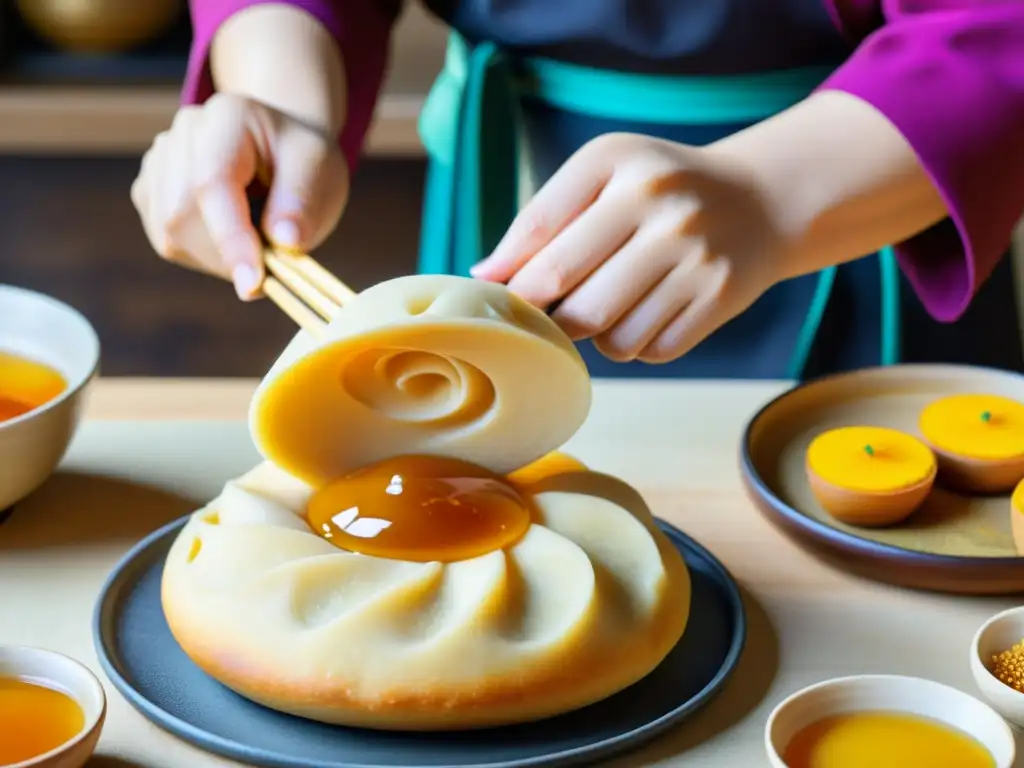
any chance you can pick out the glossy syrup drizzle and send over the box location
[306,455,533,562]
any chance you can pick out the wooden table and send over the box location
[2,378,1021,767]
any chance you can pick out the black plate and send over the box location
[94,516,745,768]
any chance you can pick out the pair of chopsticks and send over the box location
[245,189,355,337]
[261,247,356,338]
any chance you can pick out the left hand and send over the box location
[471,133,790,363]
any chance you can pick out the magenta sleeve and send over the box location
[184,0,397,173]
[820,1,1024,322]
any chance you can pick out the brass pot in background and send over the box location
[16,0,182,54]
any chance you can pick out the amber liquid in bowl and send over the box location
[0,677,85,764]
[782,710,994,768]
[0,351,66,424]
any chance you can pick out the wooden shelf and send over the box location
[0,85,426,156]
[0,3,445,157]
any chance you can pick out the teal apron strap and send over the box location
[879,245,902,365]
[786,266,837,380]
[786,247,902,378]
[417,38,462,275]
[419,34,901,377]
[419,36,519,276]
[525,59,837,125]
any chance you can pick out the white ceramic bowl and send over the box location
[0,645,107,767]
[0,285,99,512]
[971,605,1024,728]
[765,674,1015,768]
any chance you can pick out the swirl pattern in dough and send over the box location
[161,275,691,730]
[250,275,593,484]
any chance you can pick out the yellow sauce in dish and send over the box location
[0,677,84,764]
[0,351,66,424]
[782,711,994,768]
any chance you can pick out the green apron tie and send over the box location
[419,37,520,280]
[418,33,902,378]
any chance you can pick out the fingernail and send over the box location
[271,219,301,250]
[470,259,494,278]
[232,264,261,300]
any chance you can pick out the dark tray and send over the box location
[94,515,746,768]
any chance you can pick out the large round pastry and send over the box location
[161,275,691,730]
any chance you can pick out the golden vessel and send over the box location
[17,0,182,53]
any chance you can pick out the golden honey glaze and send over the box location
[306,455,536,562]
[0,351,66,424]
[0,677,85,764]
[782,710,994,768]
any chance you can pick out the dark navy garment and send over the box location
[419,0,1024,378]
[428,0,850,74]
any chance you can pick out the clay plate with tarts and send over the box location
[741,364,1024,595]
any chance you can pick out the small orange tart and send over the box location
[920,394,1024,493]
[1011,479,1024,555]
[805,426,937,527]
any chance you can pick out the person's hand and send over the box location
[131,93,349,299]
[471,133,790,363]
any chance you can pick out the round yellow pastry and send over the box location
[805,426,936,527]
[920,394,1024,493]
[161,275,691,731]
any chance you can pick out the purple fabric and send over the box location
[183,0,395,174]
[184,0,1024,323]
[822,0,1024,322]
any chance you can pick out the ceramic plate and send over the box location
[742,364,1024,594]
[93,516,745,768]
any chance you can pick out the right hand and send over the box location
[131,93,349,299]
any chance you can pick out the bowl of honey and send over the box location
[765,674,1014,768]
[0,285,99,513]
[0,645,106,767]
[970,605,1024,728]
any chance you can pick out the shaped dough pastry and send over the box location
[250,274,594,484]
[161,275,691,730]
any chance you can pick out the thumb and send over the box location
[262,123,347,252]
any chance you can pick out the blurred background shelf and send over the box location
[0,86,425,155]
[0,1,442,155]
[0,2,445,376]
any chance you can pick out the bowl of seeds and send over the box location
[971,606,1024,727]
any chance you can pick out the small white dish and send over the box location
[0,284,100,511]
[971,605,1024,728]
[0,645,107,768]
[765,674,1015,768]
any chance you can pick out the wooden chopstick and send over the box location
[261,249,356,337]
